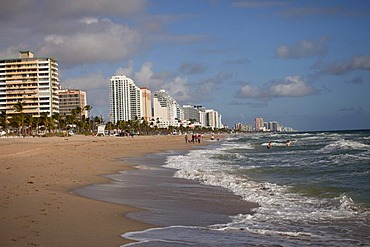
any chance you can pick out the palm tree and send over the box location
[13,101,25,134]
[0,111,7,130]
[83,105,92,132]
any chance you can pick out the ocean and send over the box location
[122,130,370,246]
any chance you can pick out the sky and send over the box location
[1,0,370,131]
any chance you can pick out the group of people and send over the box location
[184,134,202,143]
[267,140,291,149]
[184,134,220,143]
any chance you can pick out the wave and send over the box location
[319,139,369,153]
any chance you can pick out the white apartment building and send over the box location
[153,90,184,127]
[205,109,222,129]
[59,88,88,117]
[0,51,60,117]
[109,75,143,124]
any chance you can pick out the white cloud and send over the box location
[269,76,317,97]
[237,76,317,99]
[134,62,155,85]
[115,61,135,78]
[237,84,265,98]
[38,18,142,65]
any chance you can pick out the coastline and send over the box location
[0,135,203,247]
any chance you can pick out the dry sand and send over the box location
[0,134,197,247]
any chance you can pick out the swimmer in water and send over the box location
[267,141,272,149]
[286,140,291,147]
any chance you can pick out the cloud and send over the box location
[195,72,232,101]
[38,18,142,65]
[225,58,251,65]
[179,62,207,75]
[196,47,237,55]
[62,73,108,91]
[322,55,370,75]
[114,62,192,102]
[278,6,368,19]
[347,77,364,85]
[0,0,147,21]
[269,76,318,97]
[276,36,329,59]
[231,0,288,8]
[236,76,318,99]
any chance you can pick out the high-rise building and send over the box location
[153,90,183,127]
[109,75,142,124]
[140,87,152,122]
[59,88,88,117]
[0,51,60,117]
[255,117,264,131]
[183,105,198,121]
[205,109,222,129]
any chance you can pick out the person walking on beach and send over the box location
[185,135,188,143]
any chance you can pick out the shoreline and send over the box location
[0,135,203,247]
[76,150,256,229]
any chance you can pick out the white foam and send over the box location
[163,143,370,238]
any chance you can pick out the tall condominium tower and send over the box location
[59,88,88,117]
[205,109,222,129]
[140,87,152,121]
[109,75,142,124]
[0,51,60,117]
[255,117,264,131]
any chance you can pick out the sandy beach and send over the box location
[0,135,199,247]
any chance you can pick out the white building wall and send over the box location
[109,74,142,124]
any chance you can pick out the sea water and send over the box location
[122,130,370,246]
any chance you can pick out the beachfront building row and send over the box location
[0,51,88,120]
[254,117,295,132]
[109,74,224,129]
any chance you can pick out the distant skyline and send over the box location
[1,0,369,131]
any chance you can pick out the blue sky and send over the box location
[1,0,369,131]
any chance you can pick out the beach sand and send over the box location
[0,135,197,247]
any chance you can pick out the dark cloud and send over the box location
[231,0,288,8]
[278,6,369,19]
[179,62,206,75]
[322,55,370,75]
[348,77,364,85]
[225,58,251,65]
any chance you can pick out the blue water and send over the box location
[123,130,370,246]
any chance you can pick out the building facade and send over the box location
[59,88,88,117]
[255,117,264,131]
[109,75,142,124]
[153,90,184,127]
[140,87,152,122]
[0,51,59,117]
[205,109,222,129]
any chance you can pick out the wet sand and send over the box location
[76,152,257,228]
